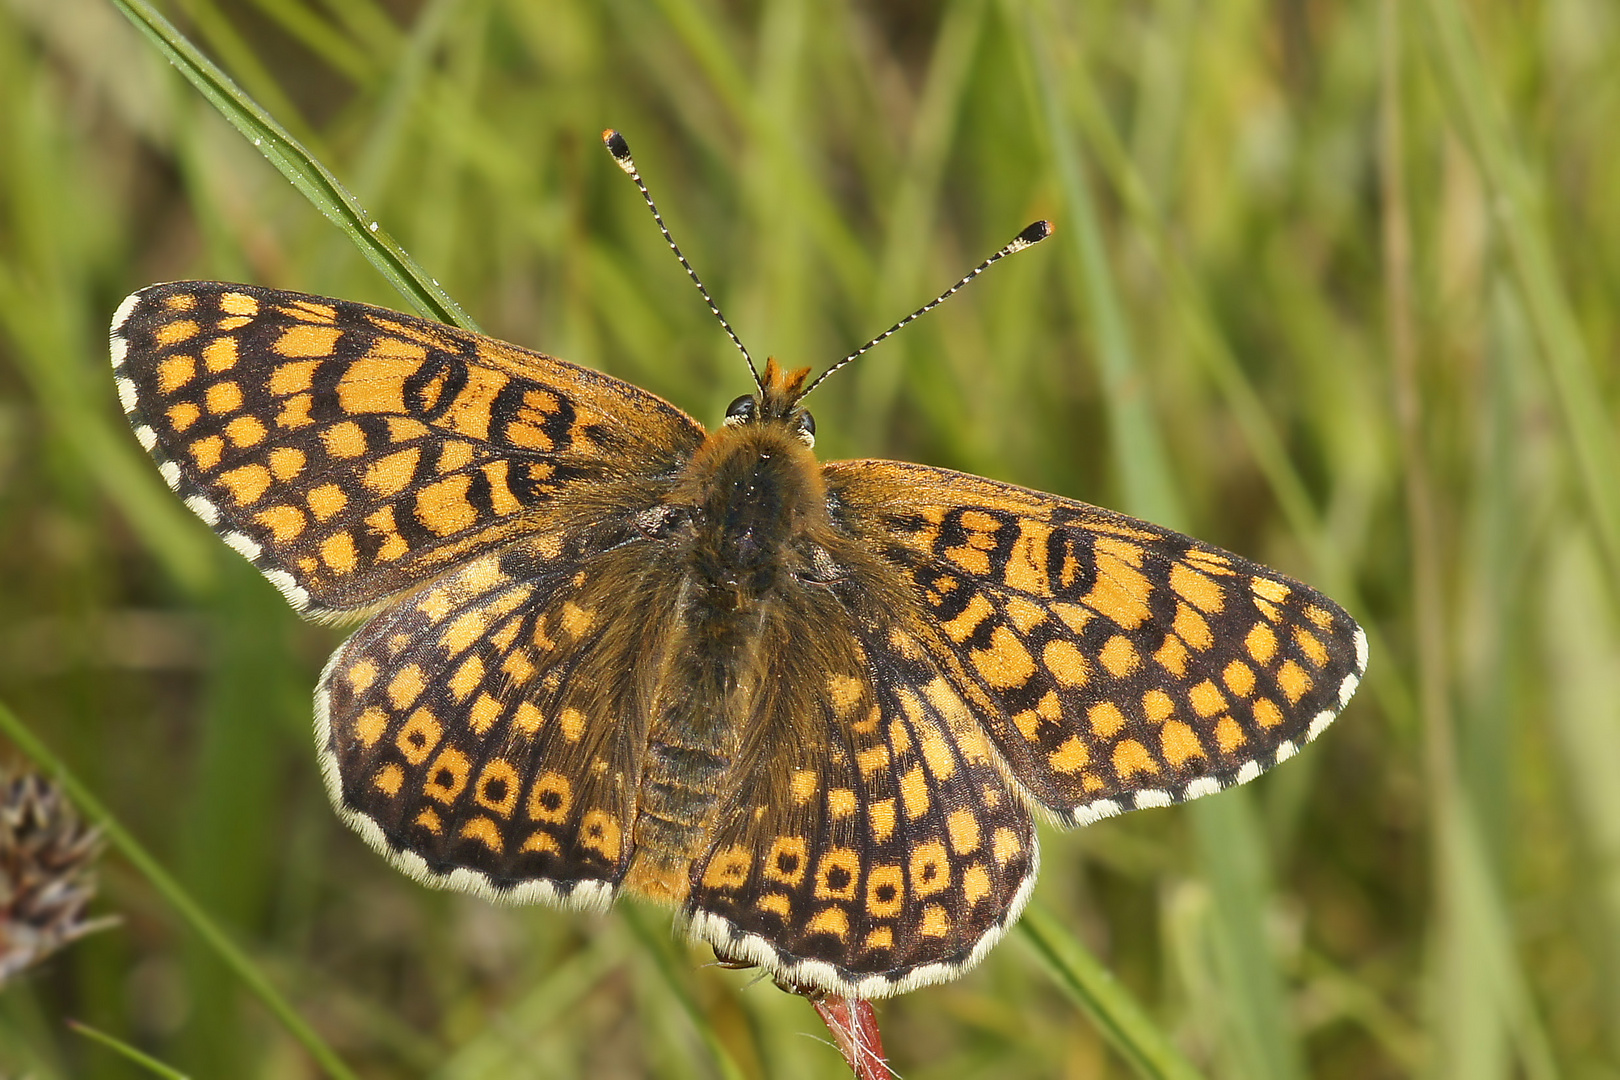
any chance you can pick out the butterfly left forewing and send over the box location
[826,459,1367,825]
[111,282,703,618]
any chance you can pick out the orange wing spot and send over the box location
[580,810,623,860]
[336,355,420,414]
[918,904,952,938]
[1003,520,1054,595]
[1246,623,1278,664]
[322,420,367,458]
[1050,601,1092,635]
[401,712,447,764]
[1189,680,1226,718]
[217,316,251,331]
[1160,720,1205,767]
[1099,635,1141,678]
[364,447,422,496]
[255,504,306,541]
[512,701,543,736]
[500,647,535,684]
[526,772,572,823]
[267,446,306,481]
[206,381,243,414]
[448,654,484,702]
[558,706,586,742]
[981,784,1003,808]
[468,693,502,736]
[414,474,478,536]
[807,907,851,940]
[900,765,930,820]
[521,831,561,855]
[1081,771,1106,792]
[914,718,957,781]
[865,865,905,918]
[1277,660,1312,703]
[1037,690,1062,721]
[1154,633,1190,677]
[190,435,224,471]
[828,788,857,818]
[559,602,595,638]
[1012,709,1041,742]
[972,625,1037,690]
[1294,626,1329,667]
[852,703,882,736]
[363,506,408,561]
[910,840,951,898]
[478,461,523,516]
[386,416,430,443]
[387,665,427,711]
[1142,689,1175,722]
[764,836,809,885]
[1112,738,1158,778]
[320,531,358,573]
[1085,538,1153,627]
[163,293,197,312]
[440,365,511,443]
[1214,716,1246,753]
[268,360,318,396]
[1174,603,1213,650]
[857,745,890,776]
[1042,639,1089,687]
[703,845,753,890]
[413,808,443,835]
[1224,659,1257,697]
[1305,604,1334,629]
[286,299,338,322]
[758,893,792,918]
[962,864,992,906]
[353,705,388,747]
[1186,547,1234,572]
[1087,702,1126,739]
[306,482,347,520]
[869,799,897,843]
[1004,596,1048,632]
[166,402,201,431]
[224,415,266,448]
[202,336,238,372]
[437,440,475,473]
[219,463,271,505]
[1251,577,1290,605]
[947,809,982,855]
[373,763,403,796]
[276,394,313,428]
[473,759,521,815]
[1254,597,1280,622]
[814,848,861,901]
[1252,696,1283,728]
[826,673,864,716]
[887,715,914,755]
[790,769,818,805]
[423,747,471,803]
[1048,736,1090,773]
[348,659,380,694]
[1171,563,1226,613]
[991,827,1023,865]
[944,545,991,576]
[155,320,199,346]
[156,353,196,394]
[460,817,504,853]
[439,609,491,656]
[219,292,258,316]
[275,324,342,358]
[960,509,1001,531]
[939,592,995,644]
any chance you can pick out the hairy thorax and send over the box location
[623,422,838,901]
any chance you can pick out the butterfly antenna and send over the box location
[603,129,762,390]
[800,220,1055,398]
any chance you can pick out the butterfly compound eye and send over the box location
[724,395,757,426]
[794,410,816,447]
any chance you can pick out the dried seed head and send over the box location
[0,770,116,984]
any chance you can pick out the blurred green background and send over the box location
[2,0,1619,1076]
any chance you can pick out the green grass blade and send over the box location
[67,1020,192,1080]
[0,698,361,1080]
[106,0,476,332]
[1017,902,1205,1080]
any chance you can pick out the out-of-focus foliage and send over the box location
[0,0,1617,1076]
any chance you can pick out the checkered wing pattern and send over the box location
[826,460,1368,826]
[109,283,704,617]
[685,615,1037,998]
[316,520,660,908]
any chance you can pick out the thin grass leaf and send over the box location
[67,1020,192,1080]
[0,699,362,1080]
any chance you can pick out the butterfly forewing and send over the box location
[110,283,703,616]
[827,460,1368,825]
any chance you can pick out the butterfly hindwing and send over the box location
[827,459,1368,826]
[111,282,704,617]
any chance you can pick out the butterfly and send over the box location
[108,132,1365,1000]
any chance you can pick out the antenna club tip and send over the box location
[1009,220,1055,251]
[602,129,636,173]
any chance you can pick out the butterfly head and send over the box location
[723,357,816,448]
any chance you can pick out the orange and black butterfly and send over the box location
[109,131,1365,999]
